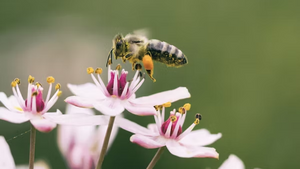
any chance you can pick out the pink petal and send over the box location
[0,107,29,123]
[67,83,106,99]
[115,117,156,136]
[179,129,222,146]
[93,97,125,116]
[166,140,219,158]
[0,136,16,169]
[219,154,245,169]
[131,87,191,106]
[124,101,156,116]
[30,117,57,132]
[147,123,160,134]
[65,96,96,108]
[130,134,166,149]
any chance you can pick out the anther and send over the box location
[107,59,112,66]
[116,64,122,70]
[47,76,55,84]
[32,91,38,96]
[11,81,17,87]
[14,78,20,85]
[135,64,142,70]
[35,82,42,88]
[170,115,177,122]
[55,83,61,90]
[28,75,35,84]
[57,91,62,97]
[178,107,186,114]
[183,103,191,111]
[87,67,94,74]
[195,113,202,121]
[162,102,171,108]
[154,105,163,111]
[95,68,103,74]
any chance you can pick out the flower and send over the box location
[0,75,63,132]
[0,136,49,169]
[117,104,222,158]
[58,104,118,169]
[218,154,245,169]
[65,65,191,116]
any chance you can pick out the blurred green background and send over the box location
[1,0,300,168]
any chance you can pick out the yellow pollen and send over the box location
[32,91,38,96]
[14,78,21,85]
[178,107,186,114]
[111,95,117,98]
[47,76,55,84]
[116,64,122,70]
[162,102,171,108]
[14,107,23,112]
[170,115,177,122]
[55,83,61,90]
[11,81,17,87]
[95,68,103,74]
[35,82,42,88]
[183,103,191,111]
[107,59,112,66]
[57,91,62,97]
[194,119,200,125]
[28,75,35,84]
[87,67,94,74]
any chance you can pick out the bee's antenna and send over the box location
[106,48,114,67]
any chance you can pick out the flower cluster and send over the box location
[0,63,256,169]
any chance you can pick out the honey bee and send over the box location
[106,32,188,82]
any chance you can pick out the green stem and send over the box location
[29,124,36,169]
[96,116,116,169]
[146,147,166,169]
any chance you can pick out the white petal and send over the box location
[0,136,16,169]
[30,117,57,132]
[65,96,96,108]
[124,101,156,116]
[16,160,50,169]
[0,107,29,123]
[147,123,160,134]
[115,117,157,136]
[219,154,245,169]
[93,97,125,116]
[131,87,191,106]
[0,92,21,111]
[130,134,166,149]
[166,140,219,158]
[179,129,222,146]
[67,83,106,99]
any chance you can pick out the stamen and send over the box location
[178,107,186,114]
[194,113,202,124]
[47,76,55,84]
[171,113,182,138]
[14,78,20,85]
[31,95,37,113]
[57,91,62,97]
[116,64,122,70]
[55,83,61,90]
[32,91,38,96]
[165,120,173,138]
[135,63,142,70]
[28,75,35,84]
[95,68,103,74]
[183,103,191,111]
[11,81,17,87]
[35,82,42,88]
[87,67,94,74]
[178,113,202,140]
[162,102,171,108]
[170,115,177,122]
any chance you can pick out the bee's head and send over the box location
[113,34,125,58]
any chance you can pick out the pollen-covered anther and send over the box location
[57,91,62,97]
[28,75,35,84]
[55,83,61,90]
[11,81,17,87]
[162,102,172,108]
[14,78,21,85]
[35,82,42,88]
[47,76,55,84]
[178,107,186,114]
[183,103,191,111]
[154,105,163,111]
[170,115,177,122]
[87,67,94,74]
[116,64,122,70]
[194,113,202,125]
[95,68,103,74]
[32,91,38,96]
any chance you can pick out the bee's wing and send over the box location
[133,28,151,38]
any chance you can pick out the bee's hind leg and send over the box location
[142,54,156,82]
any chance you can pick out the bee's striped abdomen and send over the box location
[146,39,187,67]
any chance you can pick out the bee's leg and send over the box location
[142,54,156,82]
[106,48,114,67]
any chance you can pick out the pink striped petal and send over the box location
[67,83,105,99]
[115,117,156,136]
[93,98,124,116]
[166,140,219,158]
[30,117,57,132]
[124,102,156,116]
[0,136,15,169]
[65,96,95,108]
[219,154,245,169]
[130,134,166,149]
[179,129,222,146]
